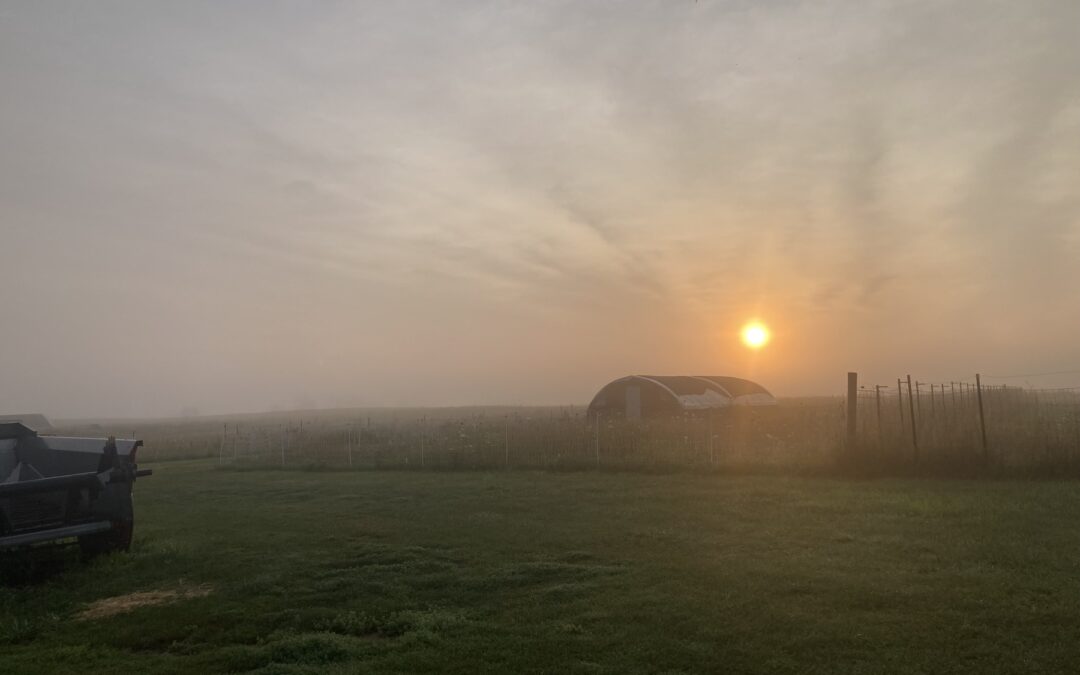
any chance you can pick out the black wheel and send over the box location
[114,519,133,551]
[78,520,133,561]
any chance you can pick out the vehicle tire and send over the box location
[113,519,133,552]
[78,519,132,560]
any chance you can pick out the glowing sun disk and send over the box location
[741,322,770,349]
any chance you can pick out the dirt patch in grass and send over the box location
[77,584,213,621]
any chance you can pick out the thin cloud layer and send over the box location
[1,1,1078,417]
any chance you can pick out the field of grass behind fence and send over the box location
[55,401,843,471]
[49,381,1080,475]
[854,382,1080,472]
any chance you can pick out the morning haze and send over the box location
[2,1,1079,418]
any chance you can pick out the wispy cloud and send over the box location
[2,1,1079,415]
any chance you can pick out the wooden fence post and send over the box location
[875,385,883,448]
[976,373,988,463]
[847,372,858,454]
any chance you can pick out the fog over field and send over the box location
[2,1,1079,417]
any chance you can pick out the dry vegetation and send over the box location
[854,385,1080,472]
[55,400,844,471]
[51,386,1080,475]
[9,388,1080,673]
[76,585,213,621]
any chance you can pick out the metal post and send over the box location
[897,378,904,424]
[907,374,919,462]
[846,372,858,454]
[976,373,988,463]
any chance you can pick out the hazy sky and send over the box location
[3,1,1079,418]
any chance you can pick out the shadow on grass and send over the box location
[0,545,83,587]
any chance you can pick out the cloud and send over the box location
[2,1,1079,415]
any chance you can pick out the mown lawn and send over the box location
[3,462,1080,673]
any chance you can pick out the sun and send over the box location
[741,322,770,349]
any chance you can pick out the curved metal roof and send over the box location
[590,375,776,412]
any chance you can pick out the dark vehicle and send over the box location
[0,422,150,560]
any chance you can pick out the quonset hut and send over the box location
[587,376,776,419]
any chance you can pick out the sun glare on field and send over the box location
[741,322,770,350]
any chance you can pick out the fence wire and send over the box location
[50,377,1080,474]
[853,379,1080,470]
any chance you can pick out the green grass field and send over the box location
[4,462,1080,674]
